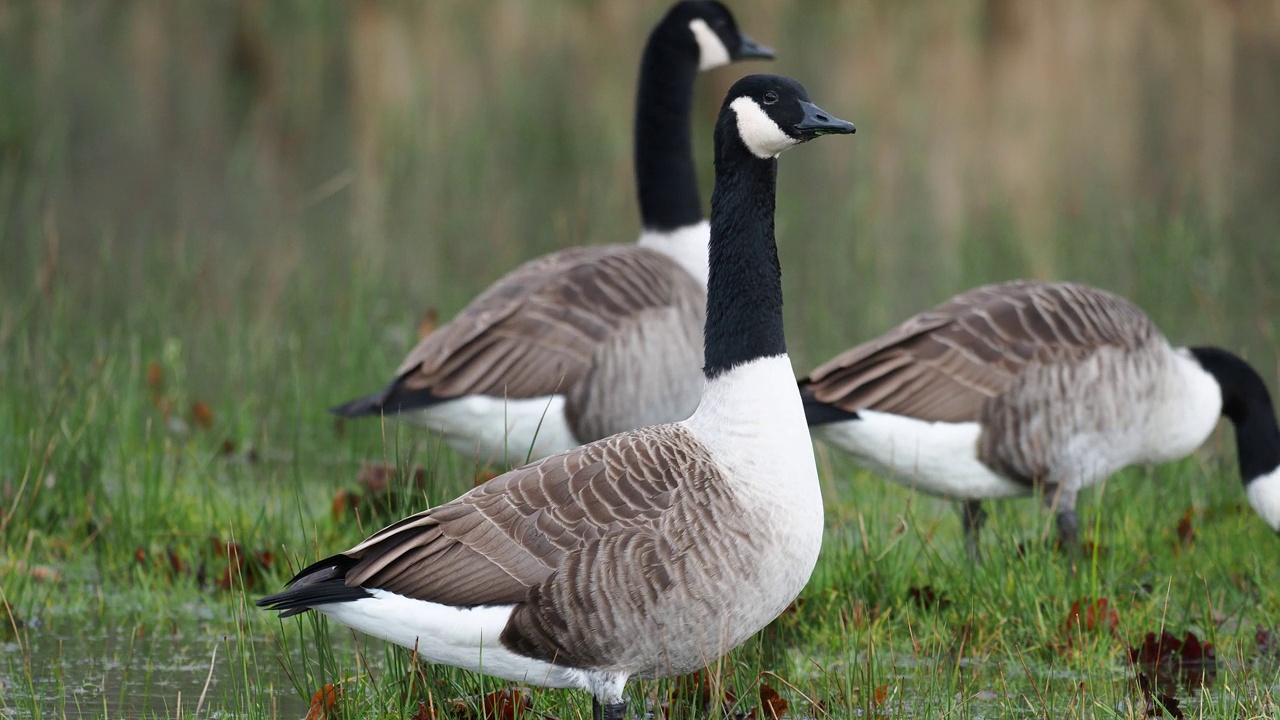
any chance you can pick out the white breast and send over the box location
[637,221,710,287]
[1138,348,1224,464]
[683,355,824,588]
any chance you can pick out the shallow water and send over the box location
[1,610,308,719]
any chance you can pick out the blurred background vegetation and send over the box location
[2,0,1278,398]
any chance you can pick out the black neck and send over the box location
[703,118,786,379]
[634,26,704,232]
[1191,346,1280,484]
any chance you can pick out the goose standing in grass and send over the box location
[799,280,1280,560]
[331,1,773,464]
[260,75,855,720]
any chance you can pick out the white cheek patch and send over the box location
[730,96,797,159]
[689,19,731,71]
[1246,466,1280,532]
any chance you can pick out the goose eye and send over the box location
[762,91,778,105]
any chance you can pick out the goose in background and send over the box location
[332,1,773,465]
[799,280,1280,560]
[260,75,856,720]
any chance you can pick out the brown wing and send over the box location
[392,245,698,400]
[802,281,1160,422]
[338,424,704,607]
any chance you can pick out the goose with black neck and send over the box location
[331,1,774,465]
[260,74,854,720]
[799,280,1280,561]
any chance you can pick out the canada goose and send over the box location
[259,75,855,720]
[799,280,1280,560]
[331,1,774,464]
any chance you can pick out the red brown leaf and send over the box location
[410,699,438,720]
[190,401,215,429]
[479,687,529,720]
[1175,506,1196,548]
[759,683,788,720]
[146,362,164,393]
[418,307,440,340]
[305,683,342,720]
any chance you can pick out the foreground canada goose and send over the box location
[332,1,774,464]
[799,280,1280,560]
[260,75,855,720]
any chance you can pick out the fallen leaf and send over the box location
[1129,630,1215,668]
[448,687,532,720]
[1257,626,1278,656]
[358,463,427,494]
[410,699,437,720]
[146,362,164,393]
[758,683,787,720]
[191,401,215,429]
[418,307,440,340]
[907,585,950,611]
[1066,597,1119,634]
[0,601,23,630]
[479,687,530,720]
[331,487,360,522]
[305,683,342,720]
[1175,506,1196,549]
[28,564,62,582]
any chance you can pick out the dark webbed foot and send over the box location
[594,698,627,720]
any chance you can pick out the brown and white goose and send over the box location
[331,1,773,464]
[799,280,1280,560]
[260,75,855,720]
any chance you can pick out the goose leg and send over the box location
[1045,485,1080,553]
[961,500,987,564]
[594,699,627,720]
[1056,509,1079,551]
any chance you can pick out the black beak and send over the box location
[794,100,856,138]
[734,33,775,61]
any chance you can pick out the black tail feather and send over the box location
[329,391,388,418]
[330,381,444,419]
[257,554,371,618]
[798,380,860,427]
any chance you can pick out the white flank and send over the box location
[729,97,796,159]
[688,19,731,71]
[314,590,587,690]
[637,220,711,287]
[399,394,579,465]
[1139,348,1225,464]
[812,410,1027,500]
[1247,466,1280,532]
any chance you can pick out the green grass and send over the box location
[2,226,1279,720]
[2,4,1279,716]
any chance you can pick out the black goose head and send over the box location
[662,1,775,71]
[720,74,857,159]
[1189,345,1280,532]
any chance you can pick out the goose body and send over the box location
[800,281,1280,556]
[332,1,773,465]
[261,75,856,719]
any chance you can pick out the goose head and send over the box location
[667,1,775,71]
[723,74,857,160]
[1189,346,1280,533]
